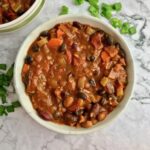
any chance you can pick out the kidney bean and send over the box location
[90,103,100,118]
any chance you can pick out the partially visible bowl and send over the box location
[14,15,135,134]
[0,0,45,33]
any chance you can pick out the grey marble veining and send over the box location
[0,0,150,150]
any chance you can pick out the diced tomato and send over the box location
[48,38,63,49]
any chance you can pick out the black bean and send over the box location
[75,109,84,116]
[89,79,96,87]
[64,113,78,122]
[53,111,61,119]
[100,97,108,106]
[32,44,40,52]
[106,36,114,45]
[61,91,70,99]
[17,9,24,15]
[77,92,87,100]
[25,56,33,64]
[40,30,49,37]
[73,21,82,29]
[86,55,95,62]
[58,43,66,53]
[97,87,105,95]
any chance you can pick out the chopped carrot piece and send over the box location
[101,51,110,62]
[66,50,72,64]
[22,64,29,74]
[57,29,65,38]
[91,33,103,49]
[105,46,118,57]
[48,38,63,48]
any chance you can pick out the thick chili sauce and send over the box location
[22,22,127,128]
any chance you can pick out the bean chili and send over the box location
[22,22,128,128]
[0,0,35,24]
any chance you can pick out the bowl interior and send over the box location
[14,15,135,134]
[0,0,39,29]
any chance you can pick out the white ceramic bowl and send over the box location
[14,15,135,134]
[0,0,45,33]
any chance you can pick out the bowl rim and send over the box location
[14,15,135,134]
[0,0,39,29]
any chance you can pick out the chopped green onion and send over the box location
[120,28,129,34]
[74,0,85,5]
[59,5,69,15]
[88,5,99,17]
[110,18,122,28]
[120,22,130,34]
[12,101,21,108]
[6,105,14,113]
[88,0,98,6]
[129,26,137,35]
[101,3,112,11]
[0,64,7,70]
[101,10,112,19]
[112,2,122,11]
[122,22,130,28]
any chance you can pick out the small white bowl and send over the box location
[14,15,135,134]
[0,0,45,33]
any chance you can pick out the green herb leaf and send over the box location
[6,64,14,82]
[59,5,69,15]
[0,105,5,116]
[0,86,7,96]
[88,5,99,17]
[112,2,122,11]
[0,74,10,86]
[1,95,6,104]
[6,105,14,113]
[129,26,137,35]
[0,64,7,70]
[74,0,85,5]
[12,101,21,108]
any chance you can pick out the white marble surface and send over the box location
[0,0,150,149]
